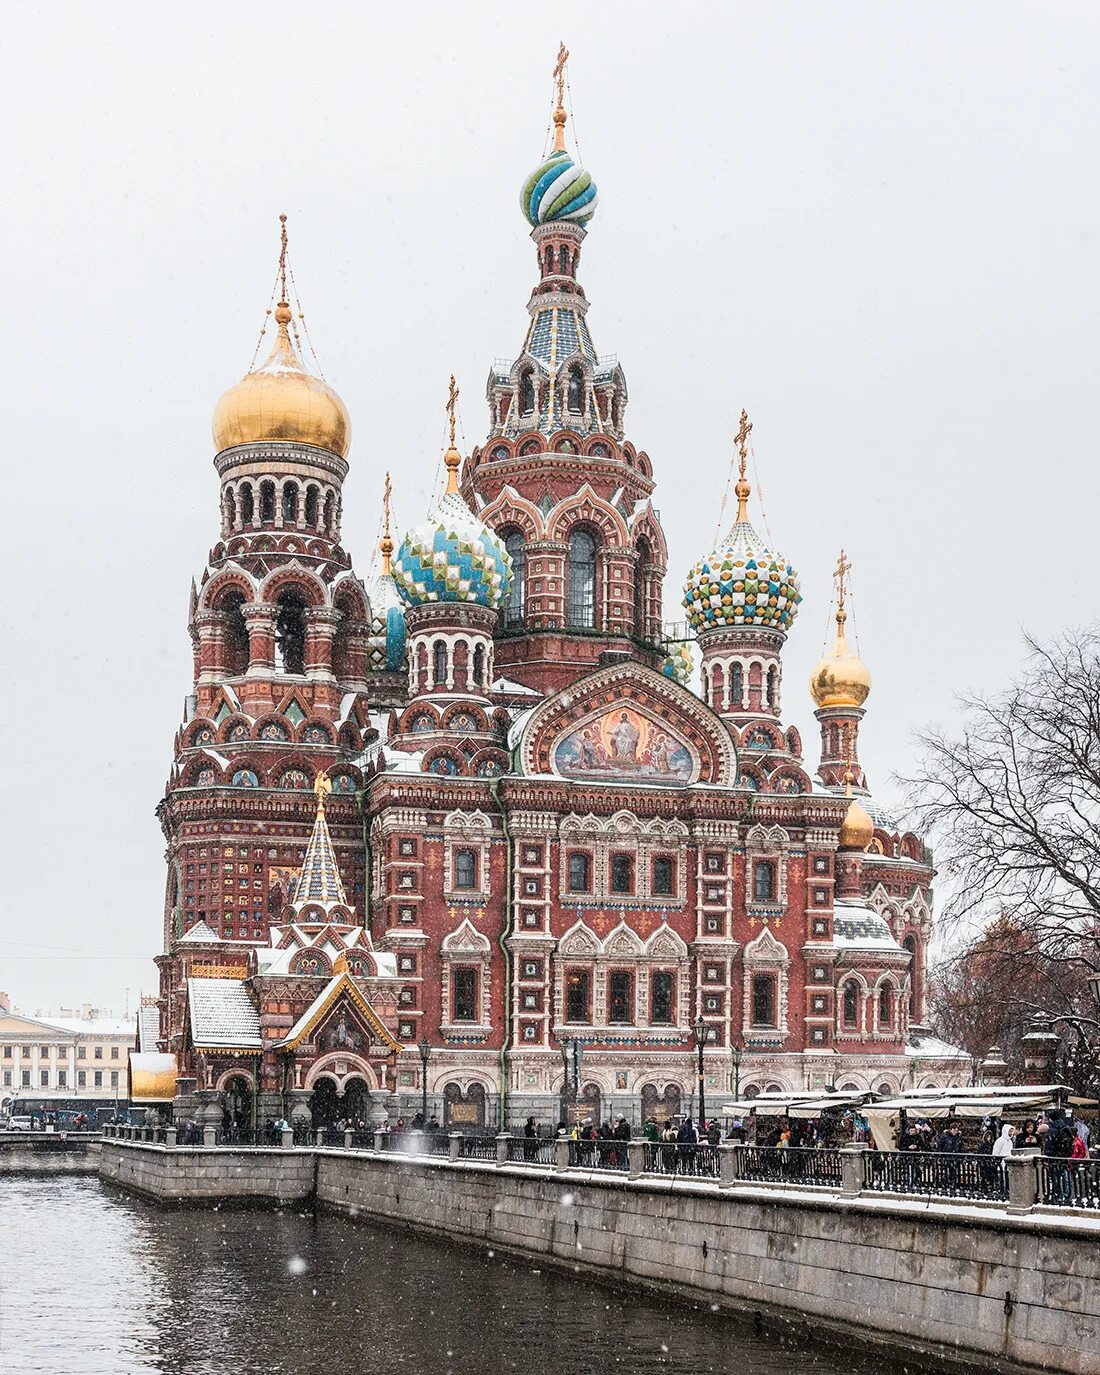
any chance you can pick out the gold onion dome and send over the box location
[839,796,874,851]
[809,551,871,708]
[212,300,351,458]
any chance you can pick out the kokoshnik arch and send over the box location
[146,51,964,1134]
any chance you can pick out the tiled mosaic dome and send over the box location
[683,518,802,635]
[393,491,512,609]
[367,570,407,671]
[521,149,598,227]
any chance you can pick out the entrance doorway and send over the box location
[221,1076,254,1136]
[310,1077,340,1128]
[343,1077,372,1127]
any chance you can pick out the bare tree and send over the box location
[903,629,1100,1084]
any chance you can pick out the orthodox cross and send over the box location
[734,408,753,522]
[278,212,288,301]
[835,548,852,614]
[552,42,570,151]
[380,471,393,574]
[446,374,459,447]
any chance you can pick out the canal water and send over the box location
[0,1177,962,1375]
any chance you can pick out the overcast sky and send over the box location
[1,3,1096,1014]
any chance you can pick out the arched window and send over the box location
[472,644,485,688]
[567,530,597,628]
[567,367,584,414]
[519,371,535,416]
[432,641,448,684]
[544,247,554,276]
[220,591,250,676]
[322,491,335,536]
[222,488,235,534]
[239,484,254,525]
[504,532,525,628]
[304,485,318,526]
[766,665,779,709]
[842,980,859,1030]
[282,481,298,524]
[275,590,308,675]
[634,538,651,638]
[559,245,570,275]
[878,984,893,1031]
[731,663,744,708]
[903,936,918,1015]
[259,481,276,523]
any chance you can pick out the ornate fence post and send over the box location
[627,1139,646,1179]
[496,1132,511,1165]
[1005,1154,1039,1215]
[165,1126,177,1149]
[839,1143,867,1197]
[719,1143,743,1188]
[202,1124,216,1148]
[448,1132,462,1161]
[280,1126,293,1150]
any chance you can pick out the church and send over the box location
[146,52,963,1134]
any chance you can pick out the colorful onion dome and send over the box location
[521,149,598,228]
[661,643,694,687]
[839,796,874,851]
[392,444,511,609]
[683,517,801,635]
[212,301,351,458]
[810,553,870,708]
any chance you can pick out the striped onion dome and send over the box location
[520,149,598,228]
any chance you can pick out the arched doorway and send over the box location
[443,1082,486,1133]
[559,1081,602,1128]
[640,1083,681,1124]
[343,1077,372,1127]
[221,1075,254,1136]
[311,1077,340,1128]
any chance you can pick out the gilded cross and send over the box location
[554,42,569,107]
[735,408,753,477]
[278,213,288,300]
[382,471,392,539]
[446,374,459,447]
[835,548,853,612]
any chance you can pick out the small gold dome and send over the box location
[809,610,871,708]
[839,797,874,850]
[212,303,351,458]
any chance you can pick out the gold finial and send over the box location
[734,408,753,522]
[314,769,333,808]
[274,213,292,326]
[380,472,394,575]
[835,548,853,629]
[443,374,462,495]
[552,42,570,153]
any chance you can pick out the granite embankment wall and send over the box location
[1,1134,102,1175]
[98,1141,1100,1375]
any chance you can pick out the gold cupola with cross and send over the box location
[812,550,872,792]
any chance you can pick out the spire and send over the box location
[443,374,462,495]
[552,41,569,153]
[289,771,349,915]
[380,472,394,575]
[734,409,753,524]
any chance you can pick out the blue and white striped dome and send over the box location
[520,149,598,228]
[393,491,512,610]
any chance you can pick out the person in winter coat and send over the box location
[992,1124,1016,1158]
[676,1116,698,1173]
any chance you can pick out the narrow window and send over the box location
[504,532,525,627]
[567,367,584,413]
[568,852,591,893]
[559,245,570,275]
[454,848,477,891]
[304,485,318,525]
[608,972,633,1024]
[731,662,744,708]
[567,530,597,628]
[282,481,298,523]
[843,980,859,1029]
[520,371,535,415]
[751,974,776,1028]
[652,856,674,896]
[752,860,775,901]
[275,591,308,675]
[220,591,250,676]
[878,985,892,1029]
[903,936,917,1016]
[453,968,478,1021]
[634,538,651,638]
[432,641,448,684]
[472,644,485,688]
[322,491,335,535]
[239,484,254,525]
[566,970,591,1023]
[610,853,634,895]
[651,971,674,1024]
[260,481,276,523]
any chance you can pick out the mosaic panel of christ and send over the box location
[553,706,694,784]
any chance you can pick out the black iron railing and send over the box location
[739,1146,843,1188]
[1038,1158,1100,1209]
[506,1137,556,1166]
[642,1141,721,1178]
[567,1139,628,1170]
[459,1135,499,1162]
[865,1150,1007,1201]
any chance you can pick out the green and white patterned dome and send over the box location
[393,472,511,611]
[683,517,801,636]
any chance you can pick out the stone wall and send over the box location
[0,1135,101,1175]
[99,1141,1100,1375]
[98,1140,314,1206]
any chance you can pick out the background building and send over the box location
[0,1001,133,1119]
[148,57,964,1133]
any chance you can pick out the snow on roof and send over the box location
[36,1016,134,1037]
[187,978,262,1050]
[178,920,221,944]
[137,1004,160,1052]
[906,1031,971,1060]
[337,691,359,729]
[493,677,542,698]
[832,901,906,951]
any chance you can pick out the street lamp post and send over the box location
[417,1038,431,1126]
[693,1014,708,1137]
[731,1044,743,1103]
